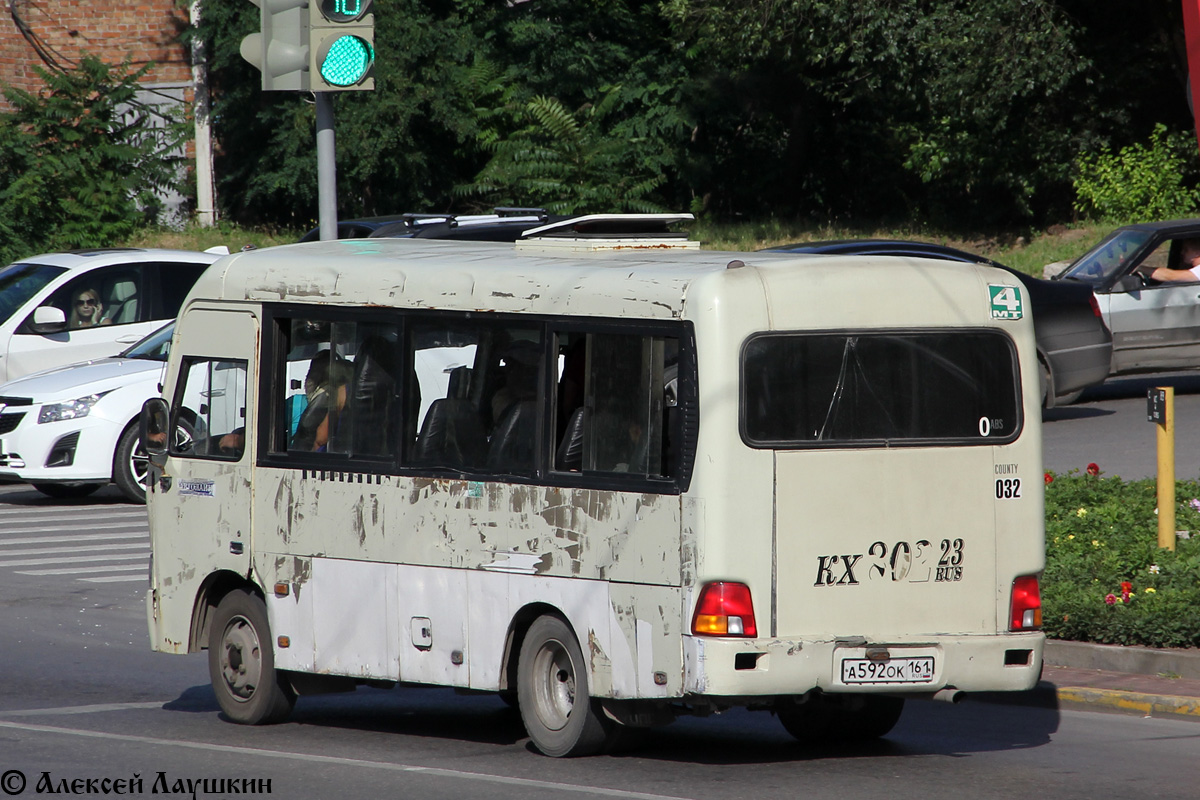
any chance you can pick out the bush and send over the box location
[1043,470,1200,648]
[1072,124,1200,222]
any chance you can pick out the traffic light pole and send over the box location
[316,92,338,242]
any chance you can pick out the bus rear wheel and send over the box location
[517,615,616,757]
[208,589,295,725]
[778,694,904,743]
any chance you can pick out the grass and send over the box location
[126,217,1121,278]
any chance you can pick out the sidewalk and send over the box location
[990,641,1200,721]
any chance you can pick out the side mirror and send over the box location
[141,397,170,460]
[1112,274,1144,293]
[27,306,67,335]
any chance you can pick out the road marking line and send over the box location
[0,702,166,717]
[0,533,147,546]
[0,506,147,516]
[79,575,148,583]
[0,720,690,799]
[0,542,149,557]
[17,564,147,576]
[0,522,148,535]
[0,553,148,567]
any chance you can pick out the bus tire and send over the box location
[208,589,295,725]
[517,615,615,757]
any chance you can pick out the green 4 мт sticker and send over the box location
[988,284,1023,320]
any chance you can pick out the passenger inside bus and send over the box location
[290,353,334,451]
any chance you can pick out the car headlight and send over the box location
[38,392,111,424]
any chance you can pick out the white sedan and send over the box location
[0,322,182,502]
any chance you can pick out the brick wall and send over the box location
[0,0,192,112]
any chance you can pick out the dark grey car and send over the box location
[766,240,1114,407]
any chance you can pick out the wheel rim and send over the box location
[219,614,263,703]
[531,637,575,732]
[133,425,193,490]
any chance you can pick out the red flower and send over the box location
[1045,472,1054,485]
[1121,581,1132,593]
[1087,463,1100,476]
[1105,593,1117,605]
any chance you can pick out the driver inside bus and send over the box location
[290,353,334,451]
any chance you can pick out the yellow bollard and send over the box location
[1152,386,1177,552]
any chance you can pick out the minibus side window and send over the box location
[273,317,401,459]
[553,331,677,479]
[407,318,542,475]
[171,358,248,460]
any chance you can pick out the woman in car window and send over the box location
[69,288,109,328]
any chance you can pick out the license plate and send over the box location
[840,656,935,684]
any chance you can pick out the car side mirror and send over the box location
[141,397,170,461]
[27,305,67,334]
[1112,274,1144,293]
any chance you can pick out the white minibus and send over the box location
[142,222,1044,756]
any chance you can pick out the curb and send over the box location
[1043,640,1200,680]
[1053,686,1200,719]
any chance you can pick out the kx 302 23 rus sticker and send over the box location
[814,538,965,586]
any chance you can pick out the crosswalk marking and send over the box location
[0,522,148,536]
[16,564,147,576]
[0,500,151,583]
[0,532,146,547]
[0,542,148,558]
[0,552,148,568]
[80,575,148,583]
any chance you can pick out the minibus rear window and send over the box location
[741,330,1021,447]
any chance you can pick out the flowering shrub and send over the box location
[1043,470,1200,648]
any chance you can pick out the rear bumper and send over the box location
[683,632,1044,697]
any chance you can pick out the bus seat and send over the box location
[487,399,537,471]
[555,406,588,471]
[414,398,486,468]
[350,337,398,455]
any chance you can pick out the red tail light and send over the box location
[1010,575,1042,631]
[692,582,757,637]
[1087,293,1104,320]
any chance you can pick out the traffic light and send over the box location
[240,0,310,92]
[310,0,375,91]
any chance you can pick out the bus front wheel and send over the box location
[208,589,295,725]
[517,615,616,757]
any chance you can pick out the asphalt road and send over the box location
[2,483,1199,799]
[1043,372,1200,479]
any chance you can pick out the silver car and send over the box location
[1056,219,1200,376]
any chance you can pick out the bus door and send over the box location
[150,309,257,599]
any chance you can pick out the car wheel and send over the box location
[208,589,296,725]
[517,615,616,757]
[113,419,195,504]
[1054,389,1085,406]
[31,482,101,499]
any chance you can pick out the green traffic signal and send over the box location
[318,35,374,87]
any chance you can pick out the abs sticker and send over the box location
[178,479,215,498]
[988,284,1023,320]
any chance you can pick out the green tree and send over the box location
[663,0,1090,226]
[0,57,187,264]
[458,92,666,213]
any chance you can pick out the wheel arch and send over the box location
[499,602,570,693]
[110,416,141,481]
[190,571,262,652]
